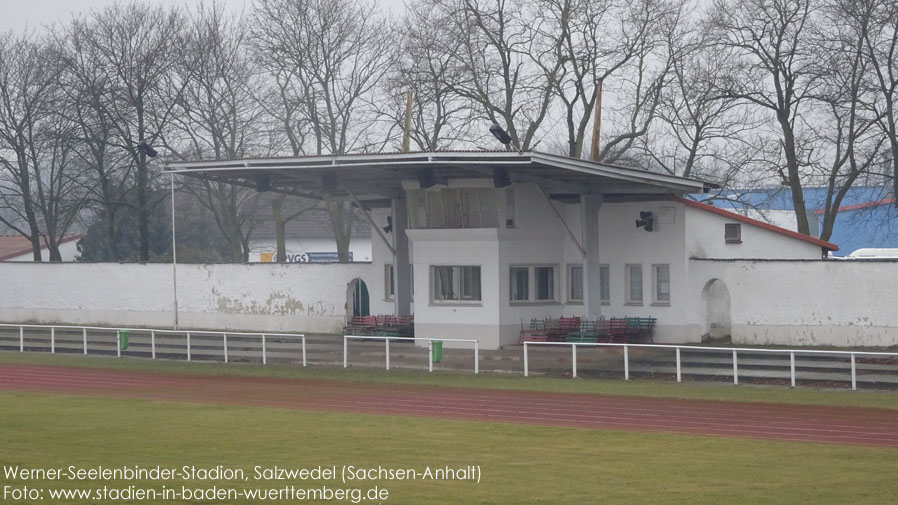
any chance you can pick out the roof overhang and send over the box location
[165,150,715,204]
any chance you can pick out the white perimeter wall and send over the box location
[691,259,898,347]
[0,262,373,334]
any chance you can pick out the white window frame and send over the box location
[652,264,671,306]
[509,265,557,304]
[567,264,609,305]
[625,264,643,305]
[430,265,482,305]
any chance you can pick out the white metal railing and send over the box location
[1,323,306,367]
[523,341,898,390]
[343,335,479,374]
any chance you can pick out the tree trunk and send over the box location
[779,119,811,235]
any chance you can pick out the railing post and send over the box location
[385,339,390,371]
[523,342,529,377]
[186,332,191,362]
[261,334,267,365]
[624,344,629,381]
[51,327,55,354]
[676,347,681,383]
[428,340,433,373]
[19,326,24,352]
[790,352,796,388]
[116,330,121,358]
[474,341,479,375]
[302,335,307,367]
[732,349,738,385]
[343,336,347,368]
[572,344,577,378]
[83,328,88,356]
[850,353,857,391]
[151,331,156,359]
[223,333,228,363]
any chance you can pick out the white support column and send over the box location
[151,331,156,359]
[302,336,307,367]
[523,343,529,377]
[385,339,390,371]
[580,193,603,320]
[186,332,191,362]
[83,328,88,355]
[19,326,23,352]
[51,327,55,354]
[572,344,578,378]
[223,333,228,363]
[392,198,411,318]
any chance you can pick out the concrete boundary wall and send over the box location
[691,259,898,347]
[1,263,373,334]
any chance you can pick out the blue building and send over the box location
[695,186,898,256]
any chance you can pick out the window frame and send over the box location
[430,265,482,305]
[725,223,742,244]
[508,264,557,305]
[567,264,583,303]
[625,264,644,306]
[651,263,671,306]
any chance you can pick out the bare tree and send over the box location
[72,3,186,261]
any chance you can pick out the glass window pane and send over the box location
[433,266,454,300]
[406,190,426,229]
[600,265,609,303]
[510,267,529,301]
[656,265,670,302]
[461,266,481,300]
[479,189,499,227]
[534,266,554,300]
[443,189,463,228]
[629,265,643,302]
[569,265,583,301]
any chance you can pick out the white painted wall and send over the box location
[0,262,373,334]
[690,259,898,347]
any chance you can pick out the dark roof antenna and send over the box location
[489,124,519,152]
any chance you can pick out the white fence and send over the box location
[523,341,898,390]
[343,335,480,374]
[0,323,306,366]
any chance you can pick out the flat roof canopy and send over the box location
[165,150,714,204]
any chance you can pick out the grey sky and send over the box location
[0,0,406,32]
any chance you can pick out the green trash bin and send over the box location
[119,330,129,351]
[431,340,443,363]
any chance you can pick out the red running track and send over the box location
[1,364,897,448]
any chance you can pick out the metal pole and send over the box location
[790,352,796,388]
[186,331,191,362]
[523,342,529,377]
[732,349,738,385]
[83,327,87,355]
[572,344,577,378]
[223,333,228,363]
[51,327,55,354]
[151,331,156,359]
[850,353,857,391]
[170,172,179,330]
[116,330,121,358]
[474,341,479,375]
[343,336,348,368]
[302,335,307,367]
[19,326,23,352]
[385,339,390,371]
[261,334,267,365]
[676,347,681,383]
[428,340,433,373]
[624,344,629,380]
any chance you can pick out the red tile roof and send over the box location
[812,198,895,215]
[675,198,839,251]
[0,234,85,261]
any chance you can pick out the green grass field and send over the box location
[1,352,897,504]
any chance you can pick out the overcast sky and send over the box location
[0,0,406,32]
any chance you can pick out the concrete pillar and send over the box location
[581,193,603,319]
[392,198,411,317]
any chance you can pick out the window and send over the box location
[385,264,395,300]
[509,265,556,303]
[432,266,481,302]
[568,265,583,302]
[407,188,501,229]
[600,265,610,304]
[625,264,643,305]
[725,223,742,243]
[568,264,609,304]
[653,264,670,305]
